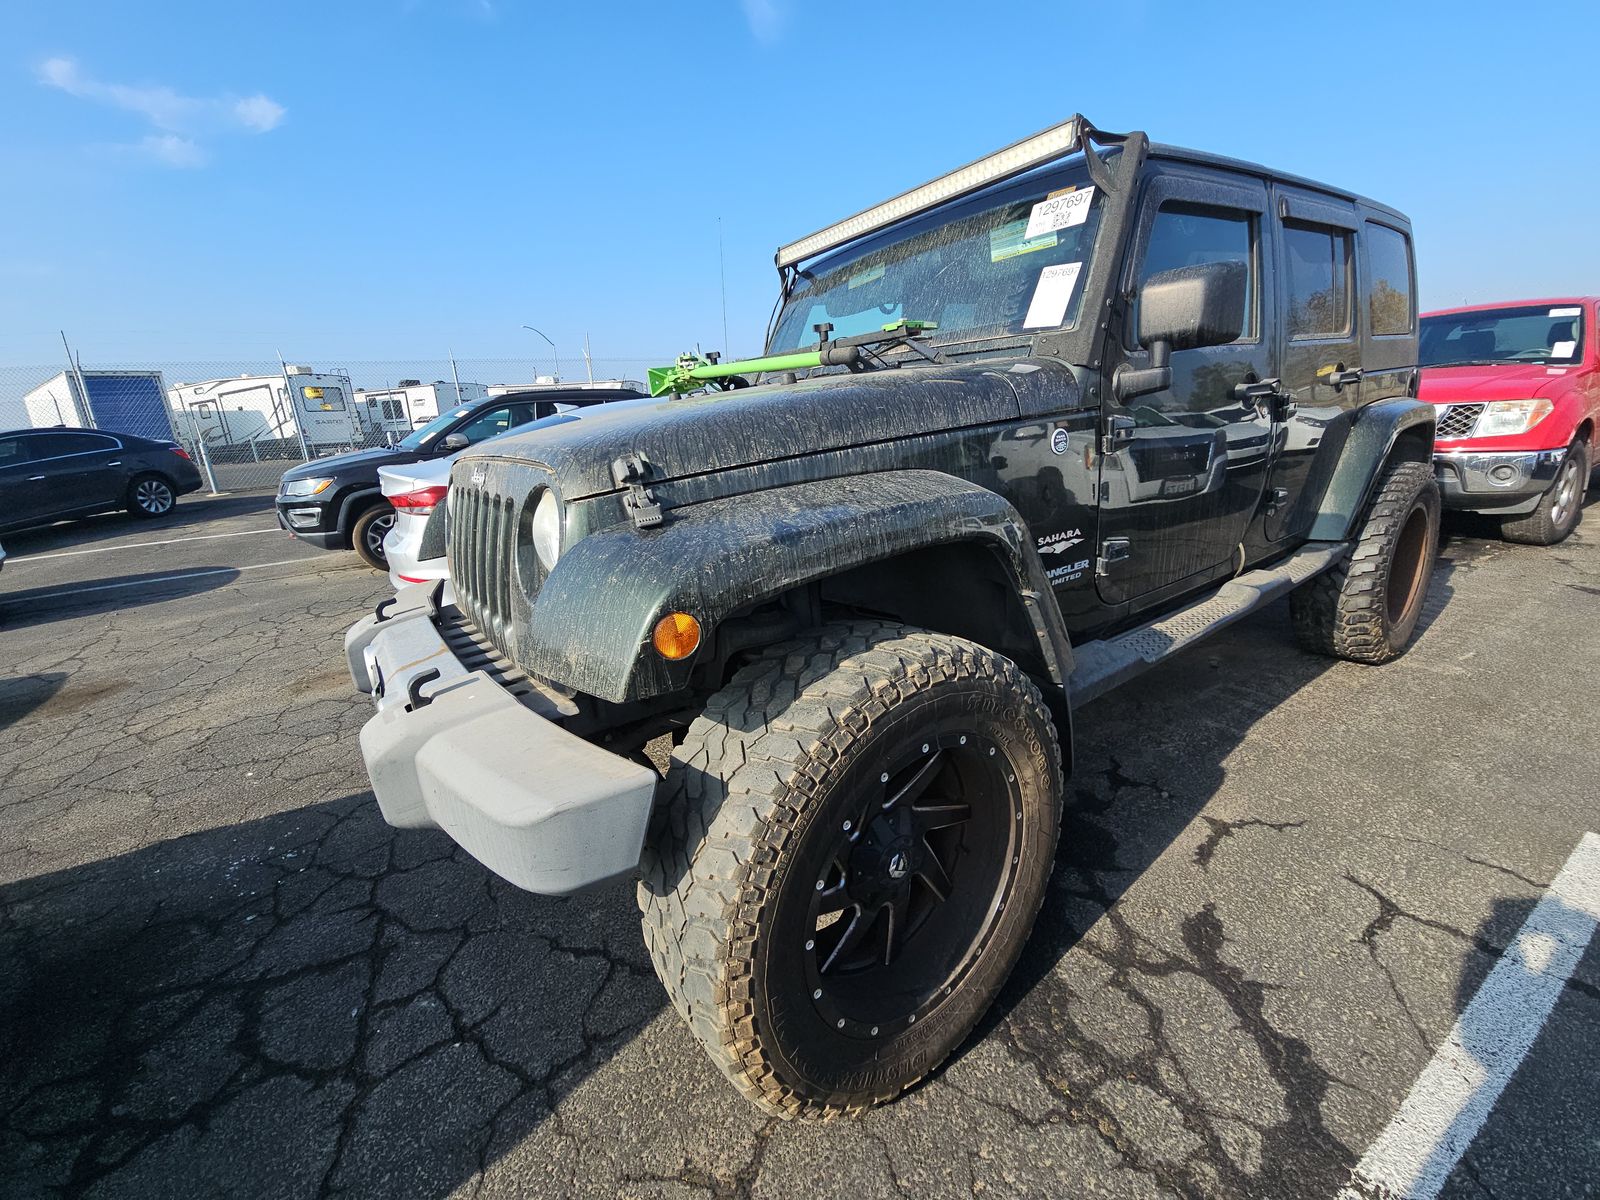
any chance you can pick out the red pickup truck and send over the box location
[1419,298,1597,544]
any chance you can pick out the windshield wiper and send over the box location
[1423,359,1502,368]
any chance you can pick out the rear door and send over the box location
[1261,188,1364,542]
[1096,167,1279,605]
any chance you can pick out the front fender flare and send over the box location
[521,470,1071,704]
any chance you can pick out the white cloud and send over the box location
[739,0,784,43]
[38,56,285,166]
[232,94,286,133]
[137,134,207,168]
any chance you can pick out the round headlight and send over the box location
[531,489,562,570]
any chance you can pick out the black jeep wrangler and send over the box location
[346,117,1437,1118]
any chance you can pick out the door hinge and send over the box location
[1096,537,1131,577]
[1100,412,1135,456]
[611,453,664,529]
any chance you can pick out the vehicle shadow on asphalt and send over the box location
[980,546,1462,1046]
[0,791,663,1198]
[1433,897,1600,1200]
[0,493,276,557]
[0,673,66,732]
[0,567,241,628]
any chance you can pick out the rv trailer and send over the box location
[168,367,357,460]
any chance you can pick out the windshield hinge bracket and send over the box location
[612,454,664,530]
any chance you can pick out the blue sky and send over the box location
[1,0,1596,368]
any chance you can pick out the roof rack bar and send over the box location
[775,115,1129,270]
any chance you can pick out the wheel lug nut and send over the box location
[805,939,815,951]
[843,820,852,831]
[880,772,889,783]
[988,747,996,756]
[959,735,967,744]
[908,1015,916,1023]
[813,989,822,999]
[922,744,930,753]
[870,1026,879,1036]
[837,1018,846,1028]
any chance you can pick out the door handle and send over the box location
[106,460,122,466]
[1233,378,1296,420]
[27,475,46,481]
[1324,365,1363,389]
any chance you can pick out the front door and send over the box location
[0,434,47,529]
[1096,171,1280,606]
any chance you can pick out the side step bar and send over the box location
[1066,541,1349,709]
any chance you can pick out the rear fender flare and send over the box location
[521,470,1072,705]
[1307,399,1435,541]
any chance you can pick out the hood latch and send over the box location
[612,454,664,530]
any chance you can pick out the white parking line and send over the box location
[7,526,283,563]
[2,555,357,606]
[1339,831,1600,1200]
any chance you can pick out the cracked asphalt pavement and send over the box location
[2,494,1598,1199]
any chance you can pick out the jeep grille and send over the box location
[448,473,521,659]
[1436,402,1485,439]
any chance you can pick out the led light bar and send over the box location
[776,115,1091,269]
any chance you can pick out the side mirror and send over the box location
[1115,260,1248,401]
[438,432,470,453]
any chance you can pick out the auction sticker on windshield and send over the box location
[1023,262,1082,329]
[989,220,1058,263]
[1025,186,1094,239]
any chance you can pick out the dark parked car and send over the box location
[276,385,645,569]
[0,427,204,535]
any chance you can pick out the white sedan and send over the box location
[378,457,452,590]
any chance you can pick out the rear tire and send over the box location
[351,503,394,570]
[1500,439,1588,546]
[637,621,1062,1118]
[126,474,176,518]
[1290,458,1439,664]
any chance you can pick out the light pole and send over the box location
[522,325,560,382]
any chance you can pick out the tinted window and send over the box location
[35,431,118,457]
[1367,223,1414,336]
[1140,202,1256,341]
[454,406,516,444]
[0,436,35,466]
[1284,222,1352,339]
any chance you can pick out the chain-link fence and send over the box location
[0,355,667,493]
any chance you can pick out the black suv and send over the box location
[276,385,643,568]
[346,117,1437,1117]
[0,427,204,535]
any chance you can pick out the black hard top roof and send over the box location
[1148,142,1409,225]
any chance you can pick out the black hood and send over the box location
[280,445,425,482]
[456,362,1029,498]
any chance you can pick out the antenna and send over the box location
[718,217,730,357]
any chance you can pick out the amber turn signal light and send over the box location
[652,612,701,660]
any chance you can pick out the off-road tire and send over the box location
[1500,438,1588,546]
[351,503,394,570]
[637,621,1062,1118]
[126,473,176,518]
[1290,459,1439,664]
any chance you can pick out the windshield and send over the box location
[769,154,1112,355]
[397,406,474,450]
[1420,305,1586,367]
